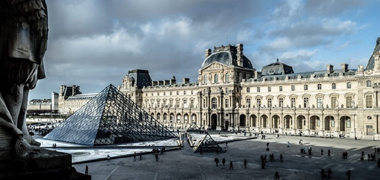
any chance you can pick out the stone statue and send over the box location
[0,0,48,156]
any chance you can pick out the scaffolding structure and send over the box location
[44,84,177,146]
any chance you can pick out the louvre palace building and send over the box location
[43,37,380,139]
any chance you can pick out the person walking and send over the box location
[346,170,351,180]
[222,158,226,166]
[230,161,233,170]
[140,154,142,160]
[321,169,326,179]
[244,159,247,169]
[274,171,280,180]
[321,148,324,156]
[328,149,331,156]
[287,141,290,147]
[280,154,283,162]
[155,154,158,162]
[327,168,332,179]
[215,158,219,166]
[134,152,136,162]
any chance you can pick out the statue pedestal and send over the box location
[0,148,91,180]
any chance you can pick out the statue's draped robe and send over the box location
[0,0,47,139]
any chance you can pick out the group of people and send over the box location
[213,157,234,170]
[342,151,349,159]
[320,168,332,179]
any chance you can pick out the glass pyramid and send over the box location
[44,84,177,146]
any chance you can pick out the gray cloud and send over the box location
[30,0,373,99]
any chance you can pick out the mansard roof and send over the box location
[365,37,380,70]
[201,45,253,69]
[261,59,294,76]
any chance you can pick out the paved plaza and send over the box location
[73,133,380,180]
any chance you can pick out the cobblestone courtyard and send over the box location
[73,133,380,180]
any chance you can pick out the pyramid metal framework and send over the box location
[193,134,224,153]
[44,84,177,146]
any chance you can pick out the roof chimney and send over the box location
[341,63,348,72]
[237,44,243,67]
[205,49,211,58]
[327,64,333,74]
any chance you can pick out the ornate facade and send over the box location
[121,39,380,139]
[52,38,380,139]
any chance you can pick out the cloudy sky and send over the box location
[30,0,380,99]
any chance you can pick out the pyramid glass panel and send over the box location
[44,84,176,146]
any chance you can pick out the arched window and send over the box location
[367,80,372,87]
[225,73,230,83]
[176,114,181,122]
[212,97,217,109]
[157,113,160,121]
[347,82,351,89]
[214,74,218,83]
[204,74,207,84]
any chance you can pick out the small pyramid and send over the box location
[193,134,224,153]
[44,84,176,146]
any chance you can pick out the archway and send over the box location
[224,121,229,130]
[325,116,334,131]
[240,114,246,127]
[297,115,305,129]
[340,116,350,131]
[156,113,161,122]
[284,115,292,129]
[272,115,280,129]
[211,114,217,130]
[261,115,268,128]
[191,114,197,125]
[310,115,319,130]
[250,115,257,127]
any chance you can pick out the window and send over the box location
[257,87,260,92]
[268,87,271,92]
[190,100,194,108]
[279,98,283,107]
[183,99,187,108]
[304,85,308,90]
[257,99,261,108]
[366,95,373,108]
[191,90,193,95]
[347,82,351,89]
[170,114,174,123]
[176,91,179,95]
[268,98,272,108]
[184,91,186,95]
[291,98,295,108]
[170,91,172,95]
[176,99,180,108]
[204,75,207,84]
[164,92,166,96]
[367,80,372,87]
[177,114,181,122]
[225,73,230,83]
[317,97,323,108]
[346,119,351,128]
[212,97,217,109]
[332,83,336,89]
[214,74,218,83]
[157,113,160,120]
[303,98,309,108]
[346,96,352,108]
[331,120,335,127]
[331,97,337,108]
[279,86,283,92]
[247,99,251,108]
[247,87,250,93]
[203,99,206,108]
[317,84,322,90]
[225,99,229,108]
[291,85,295,91]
